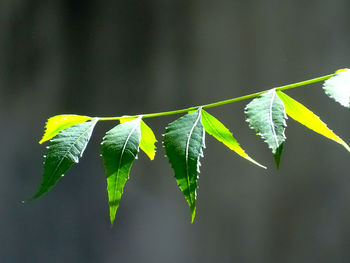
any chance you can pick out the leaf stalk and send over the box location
[97,73,335,121]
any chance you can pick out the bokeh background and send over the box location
[1,1,350,262]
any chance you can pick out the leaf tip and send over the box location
[110,219,115,228]
[109,208,117,227]
[341,141,350,153]
[29,190,45,201]
[191,207,196,223]
[25,192,42,203]
[247,157,267,169]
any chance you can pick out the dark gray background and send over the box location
[1,1,350,262]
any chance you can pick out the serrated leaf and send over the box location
[276,91,350,152]
[201,109,266,169]
[39,115,93,144]
[323,69,350,108]
[32,119,98,199]
[245,89,287,154]
[101,117,141,225]
[120,117,157,160]
[163,108,205,222]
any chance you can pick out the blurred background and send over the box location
[1,0,350,262]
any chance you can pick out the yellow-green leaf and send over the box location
[140,121,157,160]
[39,115,92,144]
[120,117,157,160]
[276,91,350,152]
[201,110,266,169]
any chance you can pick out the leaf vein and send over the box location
[269,90,279,148]
[185,108,202,206]
[113,117,141,205]
[39,119,97,197]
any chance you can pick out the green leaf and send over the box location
[163,108,205,222]
[201,109,266,169]
[323,68,350,108]
[245,89,287,154]
[276,91,350,152]
[101,117,141,225]
[39,115,92,144]
[120,118,157,160]
[32,119,98,199]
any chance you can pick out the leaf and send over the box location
[139,121,157,160]
[101,117,141,224]
[276,91,350,152]
[120,117,157,160]
[163,108,205,222]
[201,109,266,169]
[40,115,92,144]
[32,119,98,199]
[245,89,287,154]
[323,68,350,108]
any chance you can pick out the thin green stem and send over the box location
[97,73,335,121]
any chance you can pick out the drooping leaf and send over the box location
[120,117,157,160]
[245,89,287,155]
[32,119,98,199]
[101,117,141,224]
[39,115,92,144]
[323,68,350,108]
[163,108,205,222]
[201,109,266,169]
[276,91,350,152]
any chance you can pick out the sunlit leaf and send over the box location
[201,109,266,169]
[32,119,98,199]
[39,115,92,144]
[33,68,350,227]
[163,108,205,222]
[120,117,157,160]
[139,121,157,160]
[323,68,350,108]
[245,89,287,154]
[277,91,350,152]
[101,117,141,224]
